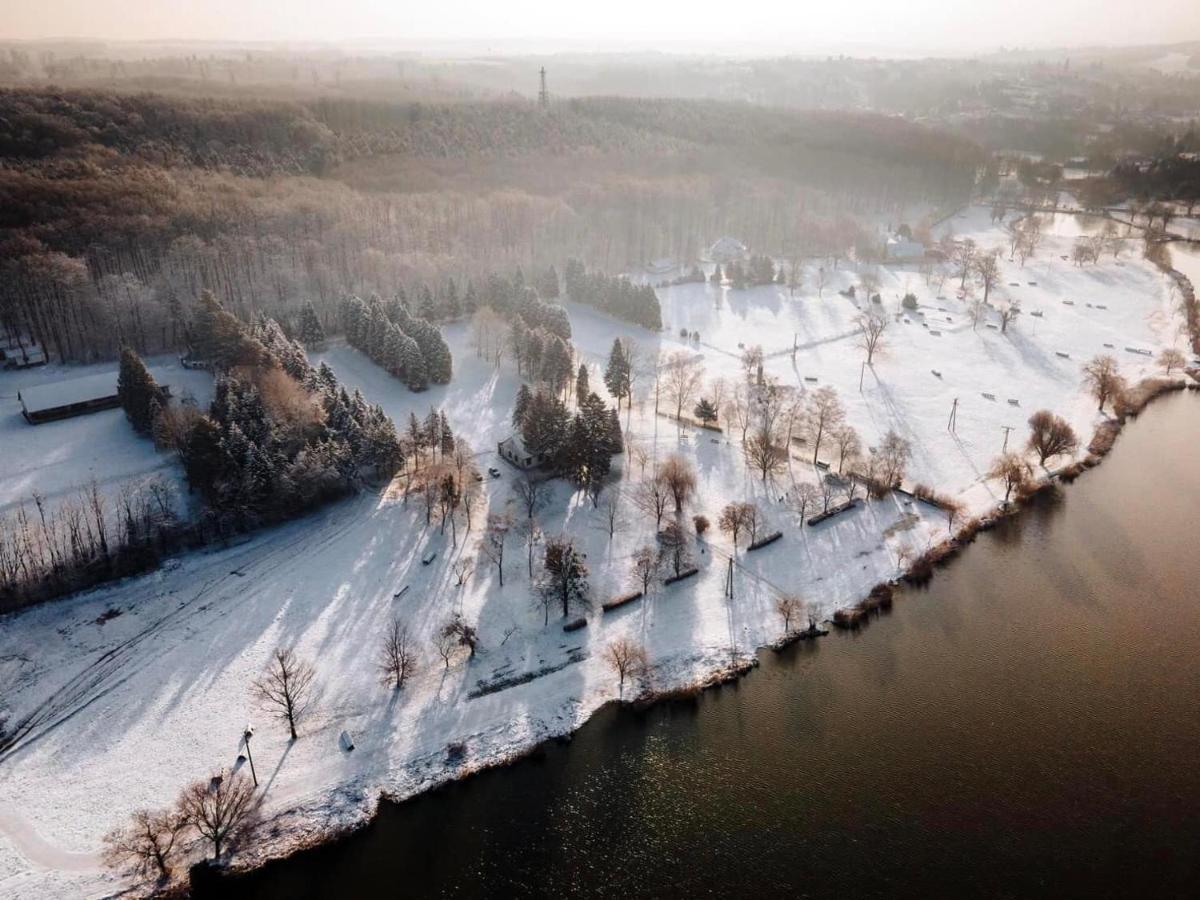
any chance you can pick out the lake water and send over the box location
[213,392,1200,898]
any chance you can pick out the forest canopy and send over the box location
[0,87,982,362]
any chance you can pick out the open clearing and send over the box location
[0,207,1189,897]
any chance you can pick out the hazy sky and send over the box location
[3,0,1200,52]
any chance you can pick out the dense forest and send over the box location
[0,87,981,363]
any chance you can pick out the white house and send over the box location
[497,434,548,470]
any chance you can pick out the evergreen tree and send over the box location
[513,383,533,429]
[117,347,163,434]
[606,407,624,454]
[540,335,574,396]
[575,363,590,406]
[604,339,632,408]
[299,302,326,348]
[181,416,227,504]
[694,398,718,425]
[462,280,478,316]
[398,334,427,391]
[521,391,570,460]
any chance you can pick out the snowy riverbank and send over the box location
[1,206,1194,898]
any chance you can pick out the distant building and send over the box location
[884,234,926,261]
[708,237,748,264]
[498,434,548,470]
[19,370,170,425]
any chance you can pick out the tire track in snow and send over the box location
[0,499,367,759]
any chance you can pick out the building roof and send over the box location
[18,368,169,415]
[708,237,748,260]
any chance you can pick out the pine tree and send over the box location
[181,416,227,504]
[540,336,573,396]
[513,383,533,429]
[440,412,455,458]
[694,398,718,425]
[401,335,428,391]
[575,363,590,405]
[117,347,162,434]
[299,302,326,349]
[522,391,570,460]
[606,407,624,454]
[604,339,632,408]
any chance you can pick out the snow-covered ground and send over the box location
[0,357,214,521]
[0,207,1190,898]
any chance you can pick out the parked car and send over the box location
[488,467,502,478]
[421,550,438,565]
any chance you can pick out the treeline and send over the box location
[564,260,662,330]
[0,87,977,364]
[173,297,403,527]
[0,477,181,613]
[340,295,452,390]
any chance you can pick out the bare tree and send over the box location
[517,516,541,578]
[855,311,888,365]
[794,482,821,524]
[878,430,912,488]
[602,490,623,539]
[251,648,315,740]
[775,595,802,635]
[605,637,649,695]
[858,266,880,303]
[740,344,765,385]
[379,618,418,690]
[178,772,257,861]
[815,265,827,297]
[434,629,457,669]
[482,513,512,586]
[831,424,861,474]
[662,351,706,421]
[744,424,786,482]
[952,238,977,288]
[513,476,545,522]
[659,454,697,513]
[631,545,660,594]
[718,501,753,551]
[997,297,1021,333]
[744,502,763,545]
[1081,355,1126,413]
[1158,348,1186,375]
[443,614,479,658]
[658,520,690,576]
[1026,410,1078,466]
[630,444,650,479]
[973,249,1001,302]
[637,475,671,528]
[804,386,845,464]
[102,808,189,881]
[727,383,753,444]
[989,453,1033,505]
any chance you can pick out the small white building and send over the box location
[884,235,926,261]
[708,237,748,264]
[498,434,548,470]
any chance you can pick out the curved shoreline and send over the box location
[205,378,1200,894]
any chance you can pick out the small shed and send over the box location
[19,370,170,425]
[498,434,547,470]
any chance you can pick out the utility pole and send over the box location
[725,557,734,600]
[243,725,258,787]
[538,67,549,108]
[947,397,958,432]
[1001,425,1014,452]
[859,361,866,392]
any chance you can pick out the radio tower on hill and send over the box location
[538,67,549,108]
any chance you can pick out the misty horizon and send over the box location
[4,0,1200,56]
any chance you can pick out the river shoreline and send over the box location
[201,380,1199,896]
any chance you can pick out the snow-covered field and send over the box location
[0,357,214,521]
[0,207,1190,898]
